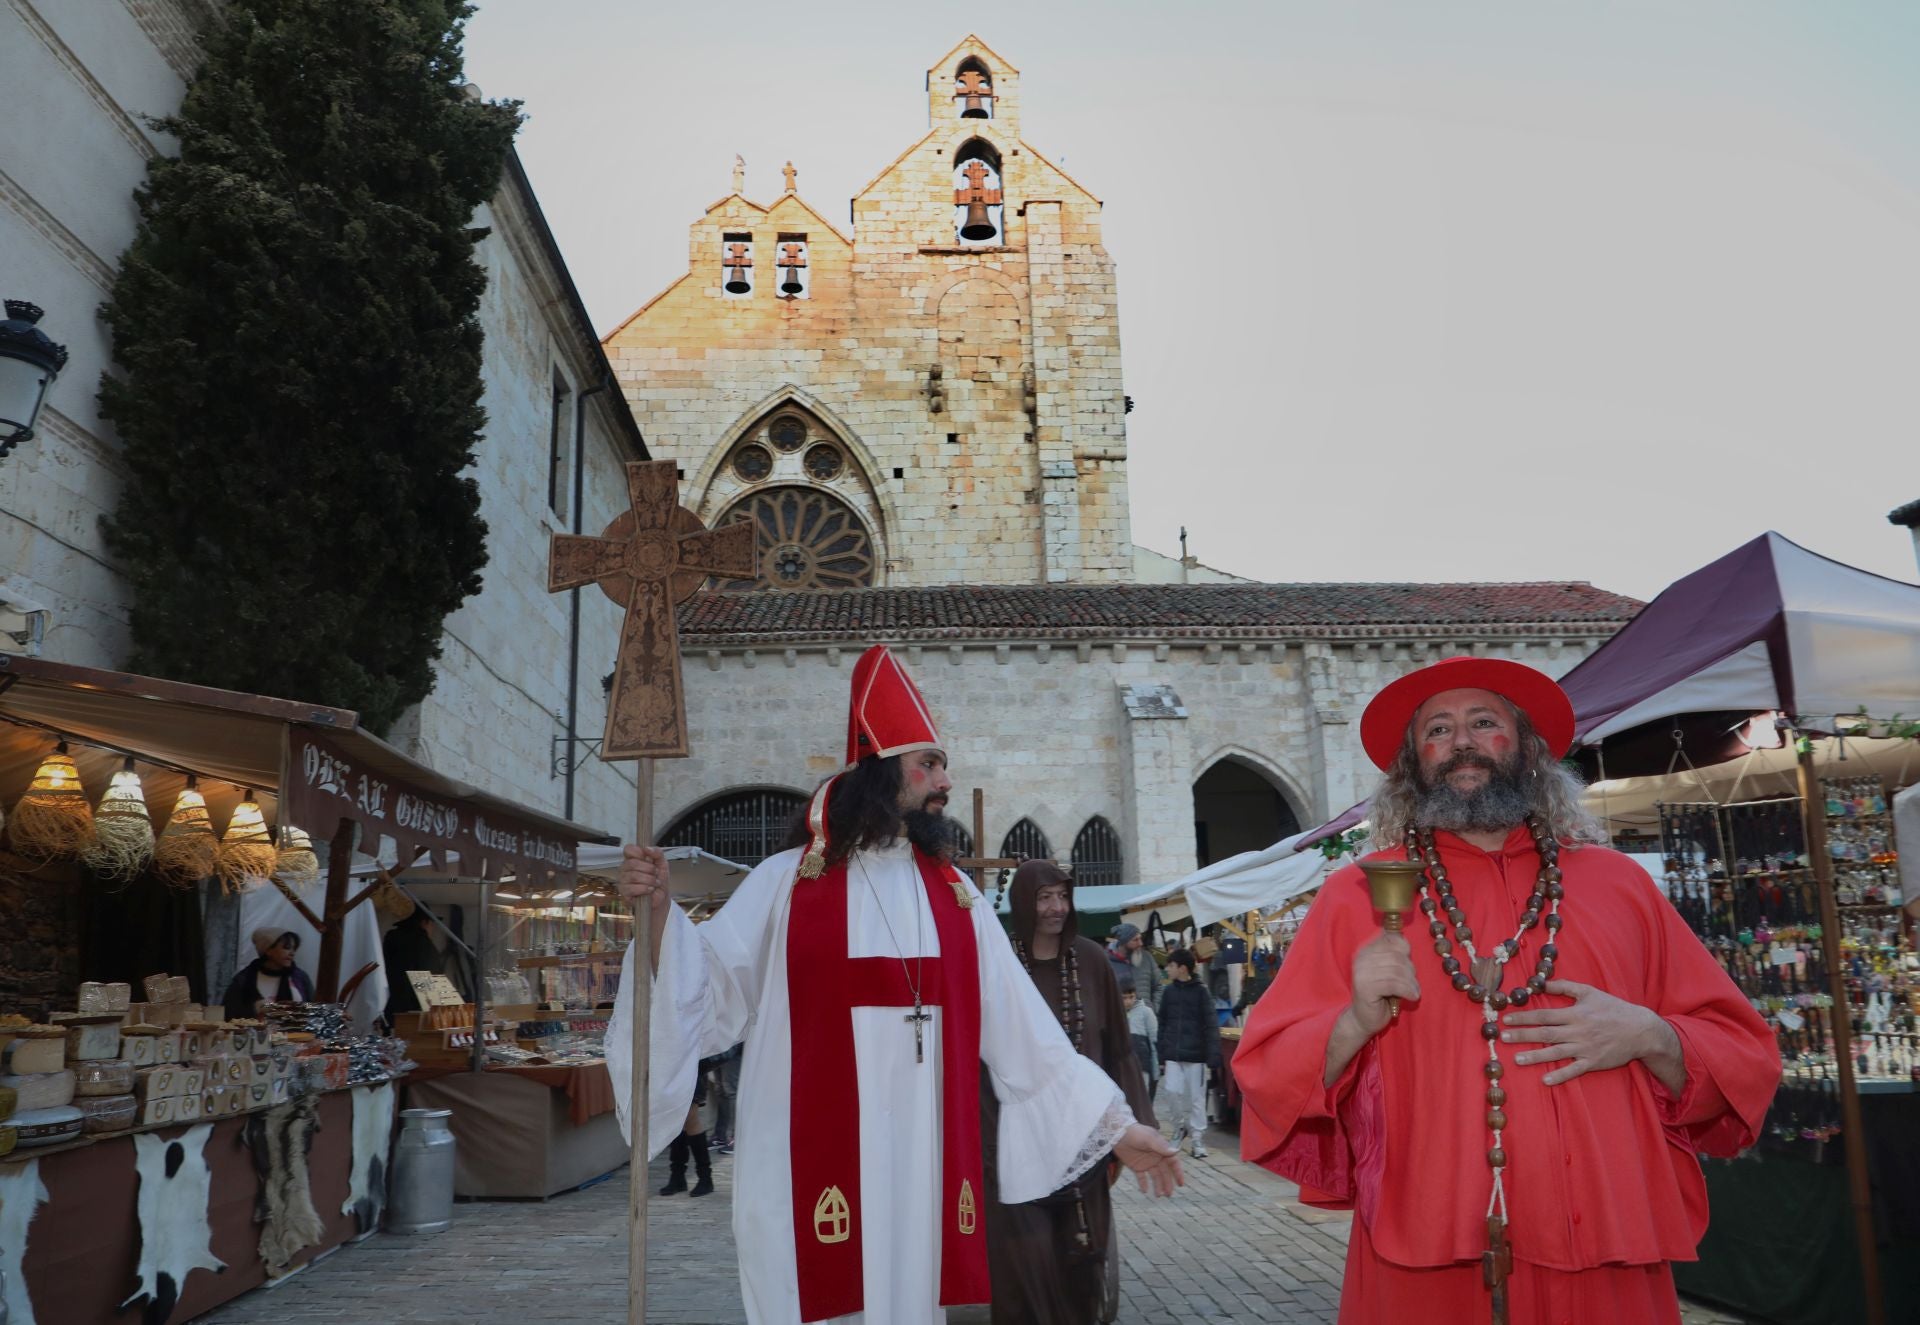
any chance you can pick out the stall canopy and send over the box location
[1560,532,1920,778]
[1120,813,1364,930]
[0,654,617,885]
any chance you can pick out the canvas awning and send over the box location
[1119,815,1361,929]
[0,654,616,886]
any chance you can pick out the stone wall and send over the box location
[651,632,1605,888]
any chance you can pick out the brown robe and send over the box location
[983,871,1156,1325]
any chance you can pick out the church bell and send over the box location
[724,269,751,295]
[959,202,997,242]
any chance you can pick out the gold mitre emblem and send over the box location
[957,1179,977,1235]
[814,1185,851,1244]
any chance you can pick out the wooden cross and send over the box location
[953,788,1022,895]
[550,461,756,758]
[955,160,1003,209]
[1482,1214,1513,1325]
[954,70,993,114]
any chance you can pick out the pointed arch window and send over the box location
[954,57,994,120]
[1071,817,1124,887]
[1000,818,1051,863]
[953,140,1004,246]
[659,787,807,868]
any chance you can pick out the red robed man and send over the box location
[1233,657,1780,1324]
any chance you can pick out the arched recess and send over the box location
[691,385,899,544]
[1000,818,1051,863]
[659,786,808,869]
[1070,816,1124,887]
[937,279,1024,421]
[952,137,1006,247]
[1191,753,1304,869]
[920,262,1027,318]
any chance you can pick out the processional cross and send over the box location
[547,460,757,1325]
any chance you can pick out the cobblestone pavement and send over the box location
[201,1124,1753,1324]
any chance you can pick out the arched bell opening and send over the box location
[1191,757,1302,869]
[952,139,1005,246]
[954,56,994,120]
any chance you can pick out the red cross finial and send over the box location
[954,160,1003,207]
[723,242,751,272]
[779,243,807,268]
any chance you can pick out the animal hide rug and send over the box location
[343,1081,395,1236]
[245,1093,324,1277]
[121,1124,225,1323]
[0,1160,49,1325]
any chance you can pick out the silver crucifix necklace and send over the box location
[854,855,930,1063]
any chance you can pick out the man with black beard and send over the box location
[613,645,1182,1325]
[1232,657,1778,1324]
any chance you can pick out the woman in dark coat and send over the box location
[221,927,315,1019]
[983,860,1157,1325]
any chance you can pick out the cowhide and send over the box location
[121,1124,225,1323]
[0,1160,49,1325]
[343,1081,395,1236]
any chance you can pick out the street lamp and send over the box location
[0,300,69,461]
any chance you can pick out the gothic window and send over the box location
[776,233,810,299]
[719,486,877,590]
[660,787,807,869]
[732,444,773,483]
[953,140,1004,246]
[803,444,843,481]
[954,57,994,119]
[951,824,975,860]
[768,414,808,452]
[1071,817,1124,887]
[721,232,752,296]
[1000,818,1051,862]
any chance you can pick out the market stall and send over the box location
[1555,532,1920,1325]
[0,655,612,1324]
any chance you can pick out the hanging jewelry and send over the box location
[854,856,932,1064]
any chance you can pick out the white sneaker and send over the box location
[1191,1142,1208,1159]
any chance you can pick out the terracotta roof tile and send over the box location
[677,582,1641,644]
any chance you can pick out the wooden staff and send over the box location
[629,760,653,1324]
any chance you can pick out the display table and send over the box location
[404,1062,626,1199]
[6,1087,373,1325]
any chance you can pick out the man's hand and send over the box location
[1114,1122,1185,1197]
[1348,929,1419,1037]
[1501,979,1685,1091]
[618,844,673,921]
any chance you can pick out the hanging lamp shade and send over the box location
[153,779,218,886]
[8,742,95,860]
[81,758,155,879]
[274,823,321,891]
[216,791,277,891]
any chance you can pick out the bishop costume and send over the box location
[609,647,1140,1325]
[1232,657,1781,1324]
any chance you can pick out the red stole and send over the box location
[787,849,988,1322]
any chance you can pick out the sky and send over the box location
[462,1,1920,602]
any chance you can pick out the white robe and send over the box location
[608,840,1132,1325]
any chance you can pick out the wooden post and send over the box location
[971,788,987,890]
[1795,740,1885,1325]
[629,758,654,1325]
[314,817,355,1000]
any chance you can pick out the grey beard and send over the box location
[1415,768,1533,835]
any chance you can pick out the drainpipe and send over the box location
[564,374,612,820]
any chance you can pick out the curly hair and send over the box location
[782,755,961,864]
[1366,702,1606,849]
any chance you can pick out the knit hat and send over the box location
[252,927,297,957]
[1110,922,1140,943]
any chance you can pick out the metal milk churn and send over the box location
[387,1107,456,1234]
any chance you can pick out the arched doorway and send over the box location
[1191,759,1300,869]
[659,787,807,868]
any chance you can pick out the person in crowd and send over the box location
[1156,947,1221,1159]
[983,860,1157,1325]
[382,902,442,1020]
[661,1060,715,1198]
[222,927,313,1019]
[1233,656,1780,1323]
[1123,986,1158,1091]
[1108,921,1163,1009]
[710,1041,742,1155]
[1105,927,1134,992]
[612,645,1182,1323]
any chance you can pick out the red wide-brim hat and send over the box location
[1359,656,1577,771]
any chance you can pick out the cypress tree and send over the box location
[100,0,521,733]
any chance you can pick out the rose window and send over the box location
[732,444,773,482]
[804,444,844,481]
[769,415,808,452]
[721,486,876,591]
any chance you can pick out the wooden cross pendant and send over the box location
[1482,1215,1513,1325]
[548,461,757,758]
[905,996,933,1064]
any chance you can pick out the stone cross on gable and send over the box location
[783,160,797,192]
[548,461,756,758]
[955,160,1003,208]
[954,70,993,114]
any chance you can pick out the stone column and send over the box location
[1118,682,1198,886]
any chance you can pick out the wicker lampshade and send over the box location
[216,792,277,891]
[81,758,155,879]
[8,742,95,860]
[274,823,321,891]
[153,780,218,886]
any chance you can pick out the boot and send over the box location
[659,1135,689,1195]
[689,1131,714,1197]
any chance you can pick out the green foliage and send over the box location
[99,0,521,733]
[1316,827,1368,861]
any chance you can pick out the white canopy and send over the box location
[1119,828,1336,929]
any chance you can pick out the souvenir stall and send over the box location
[0,655,610,1324]
[1555,532,1920,1325]
[399,844,748,1198]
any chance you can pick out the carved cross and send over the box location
[782,160,797,192]
[548,461,757,758]
[954,71,993,114]
[722,242,752,277]
[779,243,808,271]
[955,160,1003,208]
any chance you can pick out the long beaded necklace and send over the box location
[1405,814,1566,1315]
[1011,935,1086,1050]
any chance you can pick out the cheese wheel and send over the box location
[11,1105,82,1147]
[0,1070,75,1112]
[7,1036,65,1075]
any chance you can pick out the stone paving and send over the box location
[201,1124,1753,1324]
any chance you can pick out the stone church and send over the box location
[608,36,1641,890]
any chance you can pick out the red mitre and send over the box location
[1359,656,1577,771]
[799,646,945,877]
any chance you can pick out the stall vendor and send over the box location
[222,927,314,1019]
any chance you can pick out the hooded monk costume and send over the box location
[608,646,1140,1325]
[1232,658,1780,1324]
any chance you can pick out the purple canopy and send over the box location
[1558,532,1920,777]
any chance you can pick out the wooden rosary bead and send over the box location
[1434,940,1453,955]
[1456,925,1474,943]
[1545,914,1563,932]
[1508,986,1531,1007]
[1466,983,1487,1003]
[1486,1086,1507,1106]
[1545,882,1564,900]
[1441,956,1462,976]
[1452,973,1472,992]
[1430,921,1449,938]
[1480,1022,1499,1040]
[1488,1148,1508,1168]
[1420,898,1438,916]
[1527,974,1547,993]
[1539,944,1559,961]
[1484,1060,1504,1079]
[1542,866,1562,883]
[1488,992,1509,1011]
[1486,1109,1507,1130]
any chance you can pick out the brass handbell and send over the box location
[1358,859,1424,1018]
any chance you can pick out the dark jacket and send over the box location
[222,958,315,1020]
[1156,976,1220,1067]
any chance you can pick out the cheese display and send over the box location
[65,1016,123,1061]
[7,1027,66,1075]
[0,1069,75,1113]
[77,1093,136,1134]
[11,1104,83,1147]
[73,1059,134,1097]
[77,981,131,1014]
